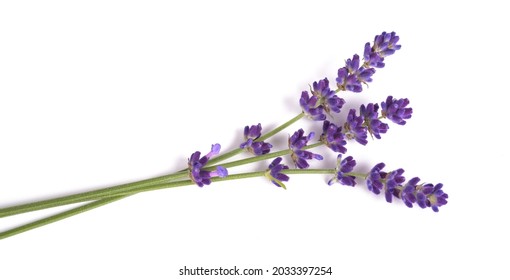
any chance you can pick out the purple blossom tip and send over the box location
[207,144,221,158]
[215,166,228,178]
[417,183,448,212]
[363,31,401,68]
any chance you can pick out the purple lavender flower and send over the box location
[288,129,323,169]
[359,103,389,139]
[328,154,356,186]
[239,123,273,155]
[343,109,368,145]
[363,42,385,68]
[188,144,228,187]
[336,67,362,93]
[300,91,326,121]
[366,162,386,195]
[398,177,420,208]
[311,78,345,114]
[320,120,347,153]
[384,168,405,203]
[336,54,376,93]
[373,31,401,57]
[345,54,360,73]
[265,157,290,189]
[417,183,448,212]
[363,31,401,68]
[381,96,413,125]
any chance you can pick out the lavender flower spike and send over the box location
[328,154,356,186]
[240,123,273,155]
[265,157,290,189]
[366,162,448,211]
[188,144,228,187]
[288,129,323,169]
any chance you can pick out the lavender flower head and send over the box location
[320,120,347,153]
[288,129,323,169]
[188,144,228,187]
[265,157,289,189]
[239,123,273,155]
[328,154,356,186]
[366,163,448,211]
[381,96,413,125]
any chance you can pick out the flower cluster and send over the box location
[289,129,323,169]
[265,157,290,189]
[240,123,273,155]
[381,96,413,125]
[300,77,345,121]
[188,144,228,187]
[328,155,356,186]
[320,120,347,153]
[363,31,401,68]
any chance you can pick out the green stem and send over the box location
[0,196,126,240]
[0,172,189,218]
[0,168,335,240]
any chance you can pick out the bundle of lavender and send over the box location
[0,32,447,240]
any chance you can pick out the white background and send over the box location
[1,1,508,279]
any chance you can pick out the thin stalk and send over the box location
[0,172,189,218]
[0,168,367,240]
[0,196,125,240]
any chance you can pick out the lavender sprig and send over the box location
[0,31,447,241]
